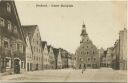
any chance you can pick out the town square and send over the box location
[0,0,127,82]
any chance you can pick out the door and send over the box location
[14,59,20,74]
[27,63,29,71]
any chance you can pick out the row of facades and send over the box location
[74,22,127,70]
[99,28,127,70]
[0,1,74,75]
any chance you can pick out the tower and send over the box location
[75,22,100,69]
[80,22,90,44]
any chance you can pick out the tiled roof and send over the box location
[22,25,37,39]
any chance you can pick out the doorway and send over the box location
[14,59,20,74]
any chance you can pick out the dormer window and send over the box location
[7,20,12,31]
[0,17,5,27]
[7,3,11,13]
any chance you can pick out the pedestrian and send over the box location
[82,69,84,74]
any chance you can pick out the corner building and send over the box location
[75,23,100,69]
[0,1,26,74]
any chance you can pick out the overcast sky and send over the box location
[15,1,127,53]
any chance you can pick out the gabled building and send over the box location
[106,47,113,67]
[72,53,77,69]
[53,48,62,69]
[67,53,73,68]
[75,23,100,69]
[48,46,55,69]
[61,49,68,68]
[24,31,33,71]
[0,1,26,74]
[22,25,43,70]
[42,41,49,69]
[57,48,62,69]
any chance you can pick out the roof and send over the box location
[41,41,47,50]
[0,1,26,45]
[47,45,51,52]
[22,25,37,39]
[53,48,59,58]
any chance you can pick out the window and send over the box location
[0,17,5,27]
[94,58,96,61]
[17,43,20,50]
[21,61,24,68]
[17,43,23,52]
[80,58,83,61]
[81,52,82,55]
[7,3,11,12]
[7,20,12,31]
[87,64,91,67]
[87,46,88,48]
[87,52,88,54]
[11,41,16,51]
[93,51,95,54]
[4,41,8,48]
[37,41,38,45]
[13,25,17,33]
[88,58,90,61]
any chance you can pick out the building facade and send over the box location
[0,1,26,74]
[23,25,43,70]
[111,40,120,69]
[61,49,68,69]
[53,48,62,69]
[25,34,33,71]
[119,28,127,70]
[42,41,49,69]
[48,46,55,69]
[75,23,100,69]
[57,48,62,69]
[106,47,113,68]
[99,48,105,67]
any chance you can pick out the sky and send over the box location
[15,1,127,53]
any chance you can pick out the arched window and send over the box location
[7,20,12,31]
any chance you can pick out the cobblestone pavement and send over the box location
[1,68,127,82]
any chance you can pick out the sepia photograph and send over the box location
[0,0,127,82]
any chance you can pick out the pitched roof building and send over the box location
[22,25,43,70]
[0,0,26,74]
